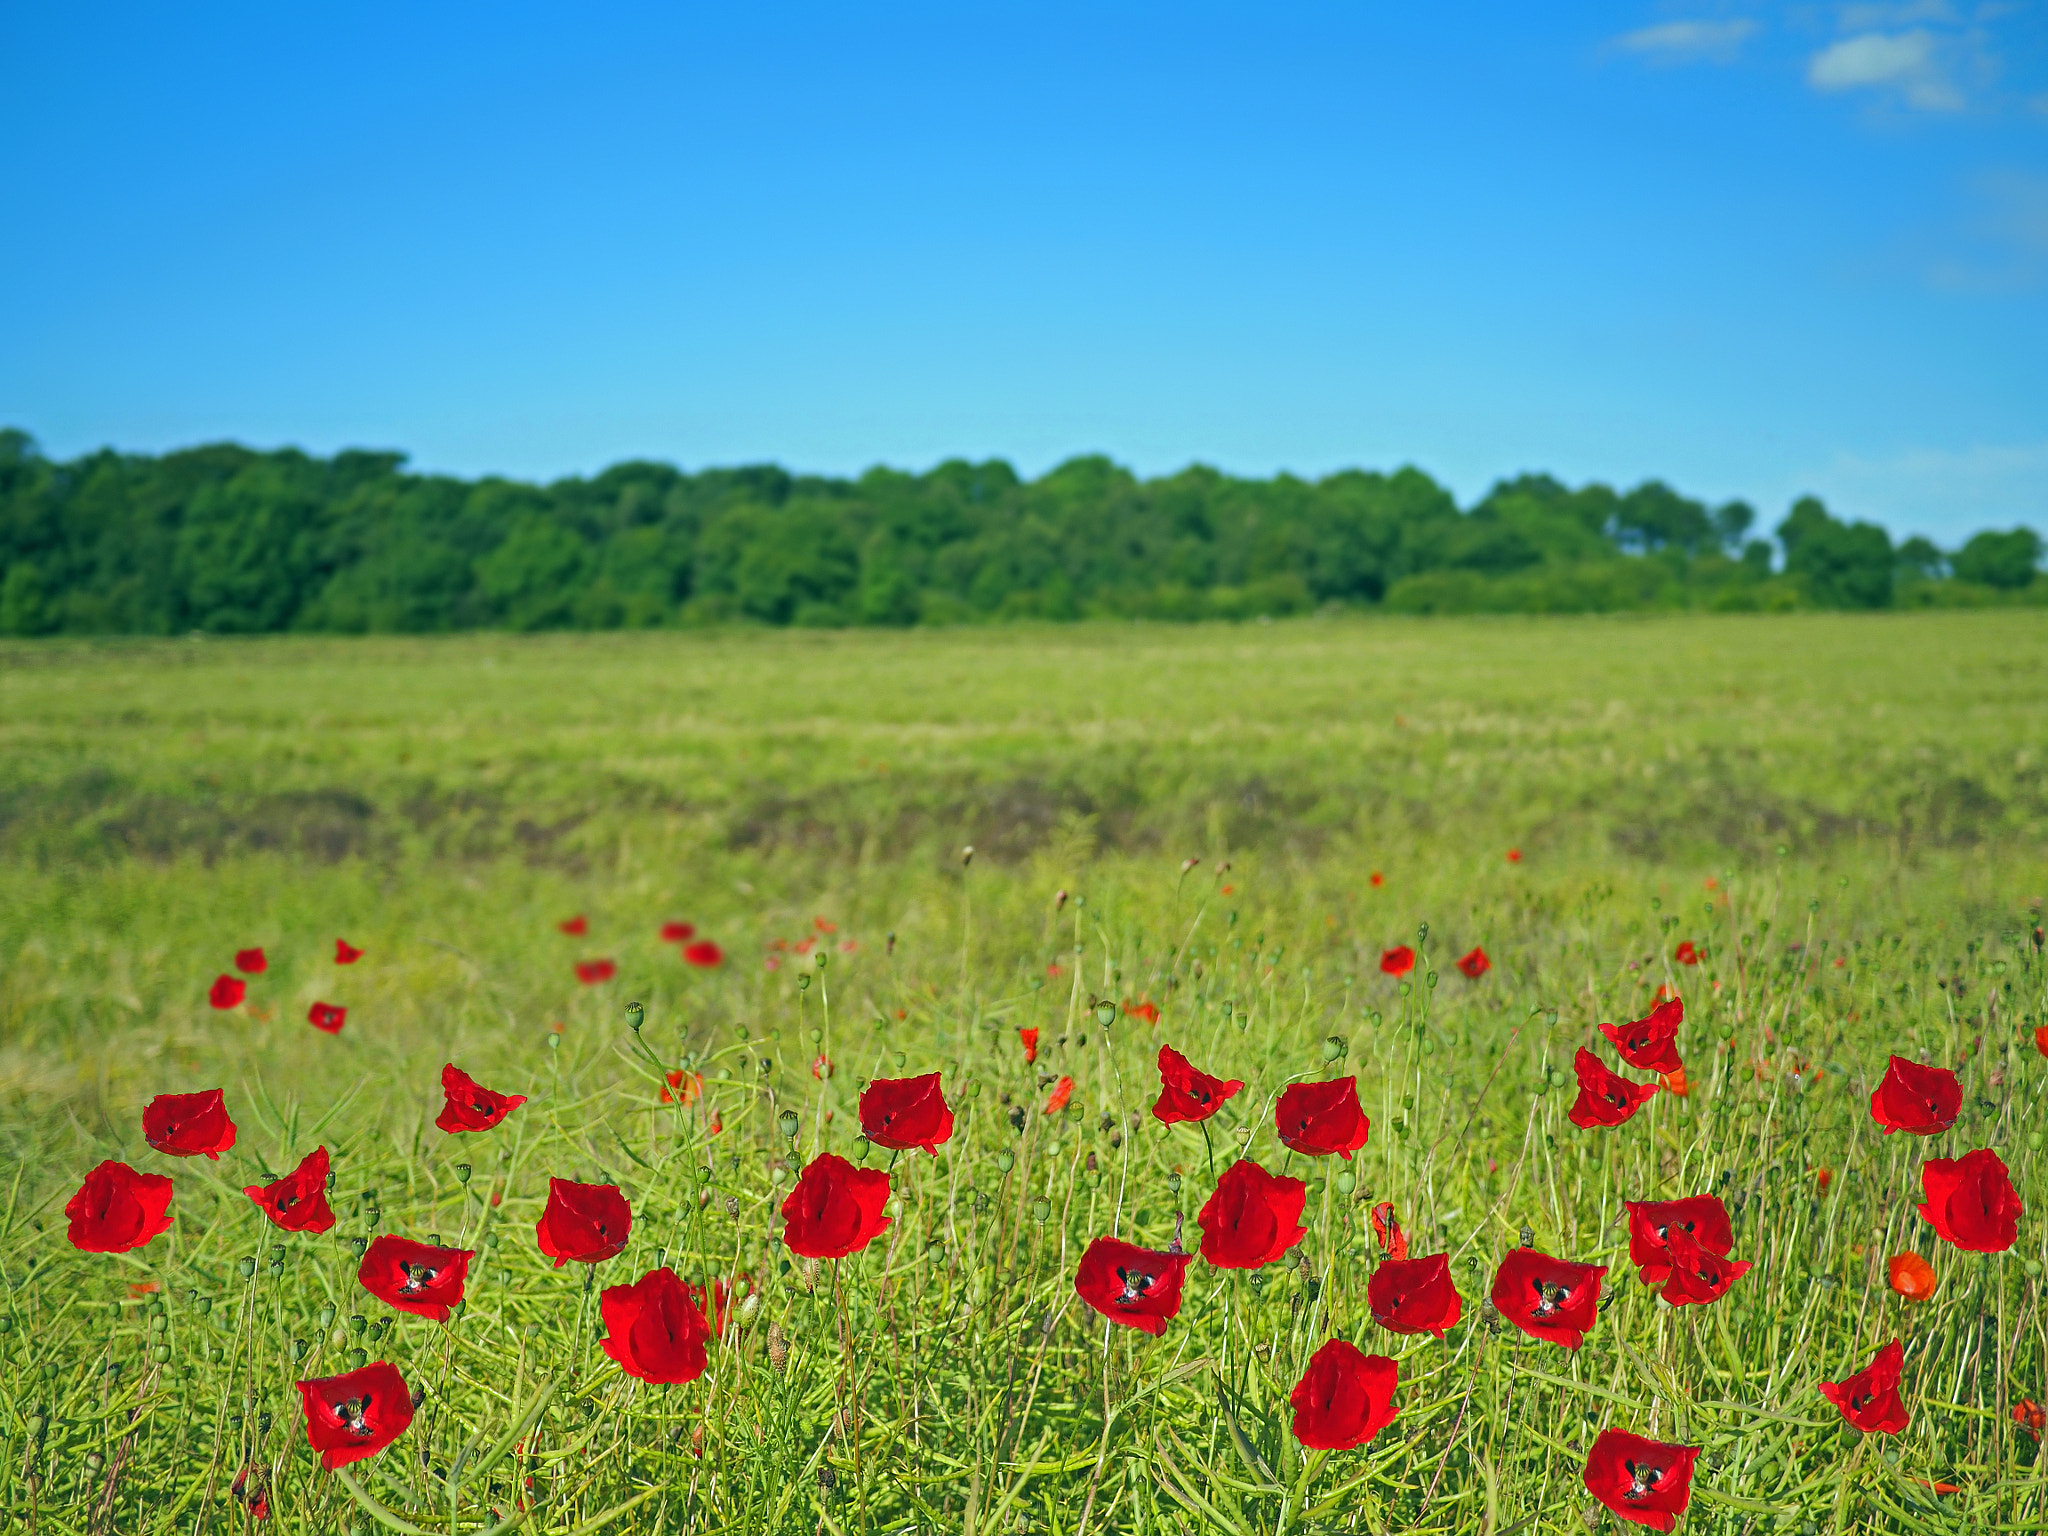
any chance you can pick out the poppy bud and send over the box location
[318,1304,336,1328]
[797,973,811,991]
[779,1110,801,1140]
[1416,923,1429,944]
[1032,1198,1052,1223]
[1094,999,1117,1028]
[1322,1036,1347,1062]
[1519,1222,1534,1248]
[238,1256,257,1279]
[996,1150,1015,1173]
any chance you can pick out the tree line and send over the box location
[0,427,2039,635]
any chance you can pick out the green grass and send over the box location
[1,612,2046,1534]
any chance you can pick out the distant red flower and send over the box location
[1566,1048,1659,1130]
[1582,1429,1698,1531]
[2036,1025,2048,1059]
[810,1054,833,1079]
[334,939,363,964]
[1289,1340,1399,1450]
[245,1147,336,1234]
[1274,1077,1370,1158]
[1817,1338,1909,1434]
[357,1234,472,1320]
[687,1278,732,1337]
[143,1088,237,1159]
[859,1072,954,1154]
[1151,1045,1243,1125]
[1379,946,1415,977]
[682,941,723,967]
[1455,947,1490,979]
[1888,1252,1939,1301]
[234,947,267,974]
[1505,848,1522,863]
[296,1361,414,1470]
[536,1179,632,1267]
[574,958,616,985]
[1124,997,1161,1026]
[1369,871,1384,888]
[659,1070,703,1106]
[781,1153,891,1260]
[1599,997,1684,1075]
[209,975,246,1009]
[1815,1167,1833,1193]
[659,921,695,943]
[599,1267,709,1384]
[1044,1076,1075,1114]
[65,1160,173,1253]
[308,1002,347,1034]
[1623,1196,1732,1285]
[1661,1065,1690,1097]
[1073,1236,1193,1335]
[1673,941,1699,965]
[1490,1246,1606,1349]
[1658,1228,1750,1306]
[127,1281,160,1297]
[435,1064,526,1133]
[1367,1252,1462,1337]
[814,916,836,933]
[1196,1160,1307,1270]
[559,916,588,936]
[1370,1201,1407,1260]
[2014,1399,2046,1438]
[1870,1055,1961,1136]
[1919,1148,2022,1252]
[1019,1028,1040,1064]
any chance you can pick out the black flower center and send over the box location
[1113,1266,1156,1305]
[1623,1459,1662,1498]
[1529,1278,1571,1317]
[339,1395,373,1437]
[399,1263,439,1294]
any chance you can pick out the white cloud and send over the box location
[1808,30,1964,110]
[1836,1,1955,28]
[1612,19,1759,62]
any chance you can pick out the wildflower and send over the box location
[811,1054,833,1080]
[1490,1246,1607,1349]
[1919,1149,2022,1252]
[127,1280,160,1297]
[1073,1237,1192,1335]
[573,959,616,985]
[245,1147,336,1235]
[1566,1048,1659,1130]
[1506,848,1522,863]
[1274,1077,1370,1159]
[659,921,695,943]
[558,916,588,936]
[659,1070,703,1106]
[781,1154,890,1260]
[1367,1253,1463,1337]
[682,941,723,967]
[230,1464,269,1520]
[1289,1340,1399,1449]
[1370,1202,1407,1260]
[1196,1160,1308,1269]
[859,1073,955,1154]
[1019,1028,1040,1064]
[296,1361,415,1470]
[1623,1196,1732,1285]
[1582,1429,1698,1531]
[1870,1056,1961,1136]
[357,1235,473,1320]
[2035,1025,2048,1059]
[1818,1339,1909,1434]
[1599,997,1684,1075]
[1369,872,1384,888]
[686,1278,732,1336]
[1151,1045,1243,1125]
[1124,997,1161,1025]
[435,1065,526,1134]
[814,917,837,933]
[536,1179,631,1267]
[1815,1167,1833,1193]
[1673,941,1699,965]
[308,1002,347,1034]
[234,947,267,974]
[1456,947,1491,979]
[334,939,363,964]
[1661,1066,1690,1097]
[2013,1400,2045,1438]
[143,1088,238,1159]
[65,1161,174,1253]
[209,975,246,1009]
[1044,1076,1075,1114]
[1658,1229,1750,1306]
[599,1268,709,1384]
[1379,946,1415,977]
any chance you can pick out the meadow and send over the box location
[1,610,2046,1535]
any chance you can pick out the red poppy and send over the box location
[334,939,363,964]
[574,958,616,985]
[1490,1247,1606,1349]
[858,1072,955,1154]
[1152,1045,1244,1125]
[1367,1252,1462,1337]
[1455,946,1490,979]
[687,1278,733,1336]
[1870,1055,1961,1136]
[357,1235,473,1320]
[1019,1028,1040,1064]
[810,1054,833,1080]
[682,941,723,967]
[1370,1202,1407,1260]
[296,1361,415,1471]
[209,974,246,1009]
[1818,1339,1909,1435]
[659,1070,703,1106]
[1657,1228,1751,1306]
[1661,1066,1690,1097]
[435,1064,526,1134]
[64,1160,173,1253]
[308,1002,347,1034]
[1072,1236,1193,1335]
[1379,946,1415,977]
[659,921,695,943]
[781,1153,891,1260]
[1289,1340,1399,1450]
[1888,1252,1939,1301]
[536,1179,632,1267]
[1566,1048,1659,1130]
[1582,1429,1698,1531]
[1274,1077,1370,1158]
[1672,941,1699,966]
[1919,1148,2023,1252]
[559,916,588,936]
[1196,1160,1307,1269]
[143,1088,238,1159]
[1506,848,1522,862]
[1599,998,1684,1075]
[1815,1167,1833,1193]
[1044,1076,1075,1113]
[1124,998,1161,1026]
[2014,1399,2046,1438]
[234,947,268,974]
[1369,871,1384,887]
[599,1267,710,1384]
[245,1147,336,1234]
[1623,1196,1732,1285]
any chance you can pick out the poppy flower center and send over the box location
[339,1395,374,1436]
[1623,1459,1663,1498]
[1192,1087,1210,1104]
[399,1262,440,1293]
[1529,1278,1572,1317]
[471,1099,492,1114]
[277,1192,298,1211]
[1113,1266,1156,1305]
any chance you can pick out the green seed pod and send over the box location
[317,1304,336,1328]
[1425,970,1438,989]
[779,1109,801,1140]
[996,1151,1015,1173]
[797,973,811,991]
[291,1338,309,1360]
[1031,1198,1052,1224]
[237,1256,257,1279]
[625,1001,644,1032]
[454,1162,472,1184]
[547,1034,561,1051]
[1322,1036,1347,1062]
[893,1050,907,1069]
[1094,999,1117,1028]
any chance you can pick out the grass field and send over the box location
[2,611,2047,1534]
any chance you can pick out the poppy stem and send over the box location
[1200,1119,1217,1185]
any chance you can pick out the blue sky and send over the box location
[3,2,2045,542]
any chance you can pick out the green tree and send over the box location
[1951,528,2041,590]
[1778,496,1893,609]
